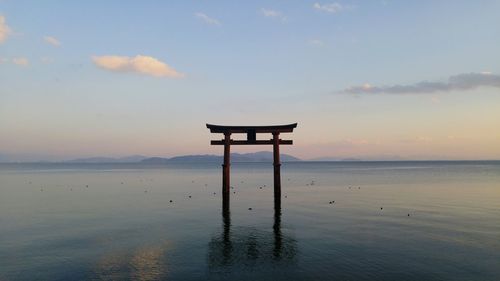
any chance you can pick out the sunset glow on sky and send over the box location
[1,1,499,161]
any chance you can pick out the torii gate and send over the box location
[207,123,297,208]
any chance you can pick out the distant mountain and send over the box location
[140,157,170,164]
[66,155,147,163]
[141,151,300,164]
[232,151,301,162]
[141,155,222,164]
[168,155,222,163]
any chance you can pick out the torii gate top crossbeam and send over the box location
[206,123,297,134]
[207,123,297,145]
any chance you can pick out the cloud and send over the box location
[40,57,54,64]
[0,15,11,43]
[194,12,220,25]
[340,73,500,94]
[44,36,61,47]
[399,136,434,144]
[313,2,345,13]
[92,55,184,78]
[308,39,325,47]
[260,8,287,22]
[12,57,29,66]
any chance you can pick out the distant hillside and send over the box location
[141,151,300,164]
[142,155,221,164]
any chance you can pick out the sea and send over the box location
[0,161,499,281]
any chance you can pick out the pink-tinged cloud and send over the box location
[92,55,185,78]
[0,15,11,43]
[12,57,29,66]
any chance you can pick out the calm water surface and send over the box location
[1,161,499,280]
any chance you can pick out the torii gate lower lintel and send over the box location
[207,123,297,208]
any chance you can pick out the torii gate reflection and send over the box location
[206,123,297,211]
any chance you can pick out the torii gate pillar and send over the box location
[222,132,231,203]
[272,132,281,207]
[207,123,297,210]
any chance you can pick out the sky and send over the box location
[1,0,500,161]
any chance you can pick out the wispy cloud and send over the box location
[12,57,29,66]
[260,8,287,22]
[313,2,346,13]
[400,136,433,144]
[92,55,184,78]
[40,57,54,64]
[0,15,11,43]
[194,12,221,25]
[340,73,500,94]
[44,36,61,47]
[308,39,325,47]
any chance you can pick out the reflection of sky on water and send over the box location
[1,162,500,280]
[93,242,169,281]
